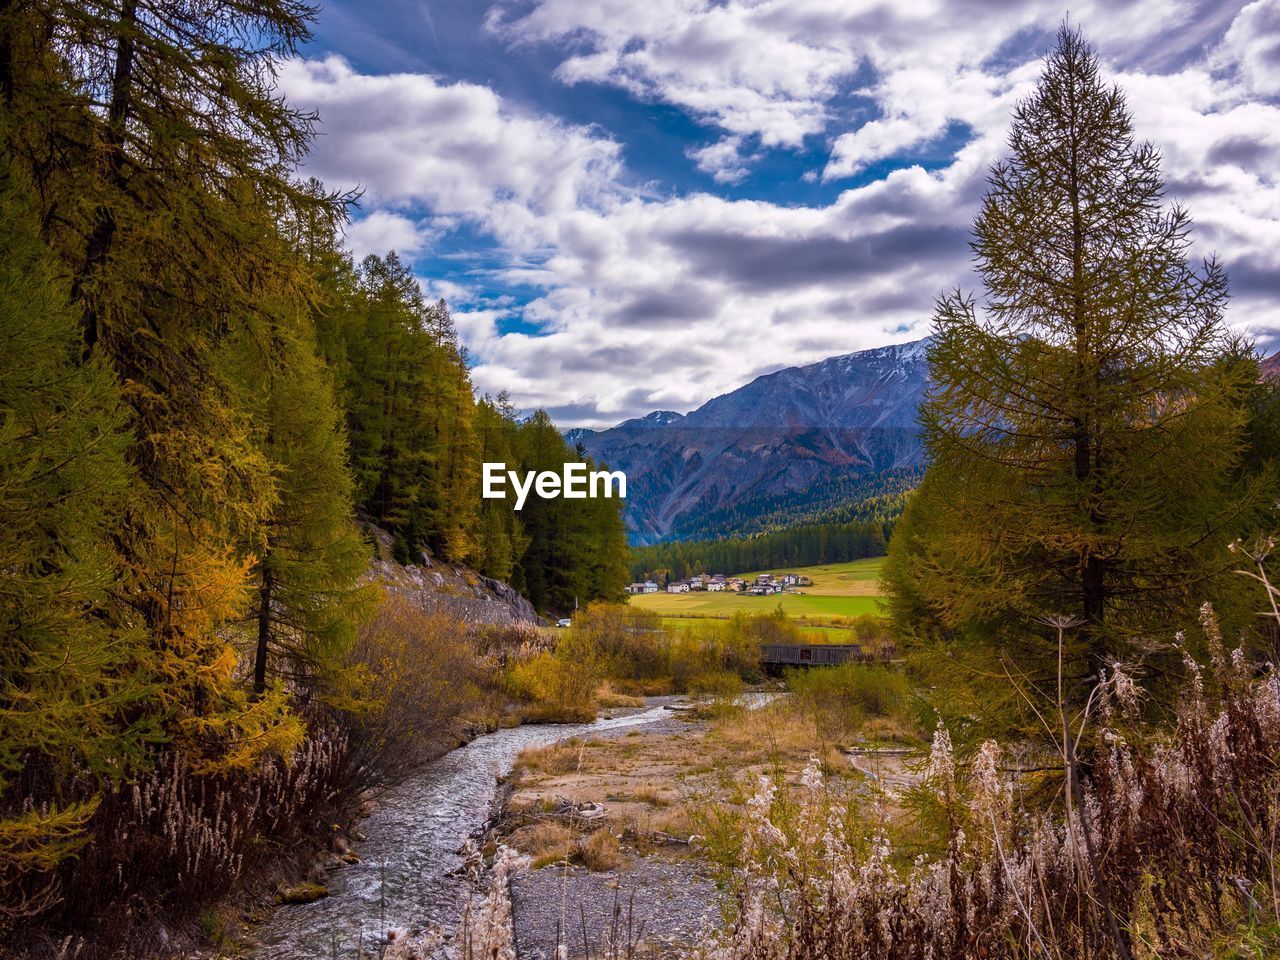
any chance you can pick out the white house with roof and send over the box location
[667,580,690,593]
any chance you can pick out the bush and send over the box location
[575,829,622,871]
[338,594,482,789]
[688,670,744,700]
[503,629,602,722]
[786,662,912,743]
[566,604,666,679]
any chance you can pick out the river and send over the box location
[250,702,681,959]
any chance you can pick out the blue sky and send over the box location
[283,0,1280,427]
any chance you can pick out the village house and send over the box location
[667,580,691,593]
[707,579,725,592]
[627,581,660,594]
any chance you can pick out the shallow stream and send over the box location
[250,703,678,959]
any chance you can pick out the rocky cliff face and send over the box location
[364,523,543,626]
[1263,351,1280,380]
[578,339,931,544]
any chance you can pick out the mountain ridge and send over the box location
[577,339,931,544]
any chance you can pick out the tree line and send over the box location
[631,516,892,583]
[0,0,625,940]
[662,468,920,541]
[308,246,629,611]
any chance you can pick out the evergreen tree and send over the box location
[0,164,157,885]
[0,0,343,770]
[890,27,1269,733]
[228,316,373,698]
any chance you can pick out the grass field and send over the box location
[630,557,886,625]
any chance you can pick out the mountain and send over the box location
[578,340,931,544]
[1263,351,1280,380]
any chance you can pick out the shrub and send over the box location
[785,662,912,743]
[338,594,482,790]
[567,604,667,679]
[575,829,622,871]
[503,636,601,722]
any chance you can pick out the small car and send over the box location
[556,618,572,628]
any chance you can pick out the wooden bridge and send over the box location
[759,643,863,671]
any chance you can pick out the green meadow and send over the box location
[630,557,886,627]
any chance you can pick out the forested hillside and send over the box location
[629,491,907,581]
[305,245,629,611]
[0,0,625,948]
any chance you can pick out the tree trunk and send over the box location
[0,0,15,105]
[73,0,137,356]
[253,556,273,697]
[1064,39,1107,671]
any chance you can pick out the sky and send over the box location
[281,0,1280,428]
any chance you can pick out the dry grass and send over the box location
[502,693,923,886]
[595,683,646,709]
[613,677,675,697]
[575,829,623,871]
[508,821,575,869]
[515,740,588,777]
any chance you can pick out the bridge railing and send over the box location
[759,643,863,668]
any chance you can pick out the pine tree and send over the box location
[0,163,158,887]
[892,26,1269,731]
[228,314,373,699]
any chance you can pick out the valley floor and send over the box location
[498,690,920,957]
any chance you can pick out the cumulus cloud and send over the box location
[283,1,1280,427]
[488,0,1227,182]
[1214,0,1280,97]
[344,210,435,259]
[279,55,624,247]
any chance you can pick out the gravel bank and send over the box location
[511,856,723,959]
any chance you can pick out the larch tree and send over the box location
[0,0,348,769]
[0,162,158,897]
[889,26,1269,733]
[228,312,373,700]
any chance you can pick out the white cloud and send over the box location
[344,210,434,259]
[687,136,753,183]
[279,55,624,249]
[489,0,1222,183]
[282,2,1280,426]
[1214,0,1280,97]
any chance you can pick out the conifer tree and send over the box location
[0,0,342,768]
[229,316,373,698]
[0,163,157,887]
[890,27,1269,730]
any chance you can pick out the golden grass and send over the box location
[516,740,587,777]
[595,682,647,709]
[509,820,575,868]
[576,829,623,871]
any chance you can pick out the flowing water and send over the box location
[250,703,680,959]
